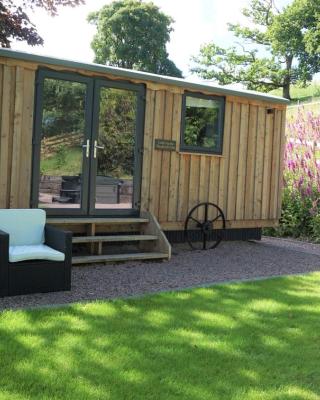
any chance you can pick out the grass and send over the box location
[270,82,320,103]
[39,146,132,179]
[271,82,320,118]
[270,83,320,118]
[1,272,320,400]
[287,101,320,120]
[40,146,82,176]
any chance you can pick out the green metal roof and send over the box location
[0,48,289,105]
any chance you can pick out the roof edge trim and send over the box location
[0,48,290,104]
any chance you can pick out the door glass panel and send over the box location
[38,78,87,209]
[95,87,137,210]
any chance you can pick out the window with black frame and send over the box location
[180,93,225,154]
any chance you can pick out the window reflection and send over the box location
[182,94,224,154]
[95,87,137,209]
[39,78,87,209]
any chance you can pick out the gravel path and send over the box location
[1,236,320,311]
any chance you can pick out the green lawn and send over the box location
[287,101,320,120]
[40,146,82,176]
[270,83,320,103]
[1,273,320,400]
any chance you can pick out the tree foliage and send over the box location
[42,78,86,136]
[191,0,320,99]
[0,0,84,48]
[97,89,136,177]
[88,0,182,78]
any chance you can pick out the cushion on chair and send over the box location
[0,209,46,246]
[9,244,65,263]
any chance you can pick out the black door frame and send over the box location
[31,69,94,216]
[31,68,145,217]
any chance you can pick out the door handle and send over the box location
[94,140,105,158]
[82,139,90,158]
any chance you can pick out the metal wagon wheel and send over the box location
[184,202,225,250]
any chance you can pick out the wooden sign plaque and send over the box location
[154,139,177,151]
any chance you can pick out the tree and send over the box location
[97,89,137,177]
[88,0,182,78]
[191,0,320,99]
[0,0,84,48]
[42,78,86,136]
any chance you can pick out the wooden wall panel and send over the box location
[218,101,232,216]
[197,156,209,221]
[236,103,249,220]
[141,89,286,229]
[188,155,201,218]
[227,102,241,220]
[269,109,282,219]
[167,93,182,221]
[140,89,155,212]
[177,154,190,221]
[0,65,14,208]
[0,63,35,209]
[18,69,35,207]
[10,66,24,208]
[158,92,173,222]
[277,110,287,219]
[148,90,165,216]
[244,105,258,220]
[208,157,220,220]
[253,107,266,219]
[261,112,274,219]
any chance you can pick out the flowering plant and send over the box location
[285,108,320,200]
[268,107,320,240]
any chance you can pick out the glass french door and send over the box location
[32,70,144,216]
[89,80,144,216]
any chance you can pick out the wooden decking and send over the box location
[72,234,158,243]
[47,217,149,224]
[47,212,171,265]
[72,252,168,265]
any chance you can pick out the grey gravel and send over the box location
[1,236,320,311]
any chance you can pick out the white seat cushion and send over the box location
[9,244,65,263]
[0,209,45,246]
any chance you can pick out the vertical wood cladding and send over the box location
[141,88,286,227]
[0,63,35,208]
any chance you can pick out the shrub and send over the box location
[266,108,320,241]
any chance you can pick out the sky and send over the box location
[12,0,291,79]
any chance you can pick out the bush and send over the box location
[265,108,320,241]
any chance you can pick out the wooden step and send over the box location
[72,234,158,244]
[47,217,149,225]
[72,252,168,265]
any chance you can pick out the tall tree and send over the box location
[0,0,84,48]
[191,0,320,99]
[88,0,182,78]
